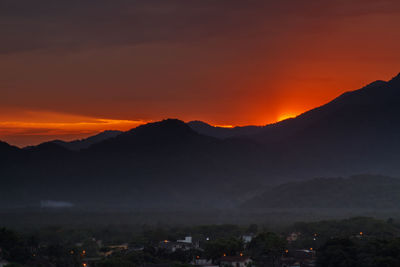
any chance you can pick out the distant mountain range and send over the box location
[50,130,122,151]
[1,73,400,211]
[24,130,122,151]
[187,121,263,139]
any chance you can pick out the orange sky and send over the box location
[1,0,400,147]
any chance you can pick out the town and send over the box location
[2,217,400,267]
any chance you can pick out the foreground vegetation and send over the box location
[1,217,400,266]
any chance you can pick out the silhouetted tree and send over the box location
[248,232,286,267]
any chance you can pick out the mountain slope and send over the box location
[0,119,265,210]
[254,73,400,144]
[2,74,400,210]
[187,121,263,139]
[31,130,123,151]
[189,73,400,148]
[86,119,215,154]
[246,73,400,178]
[243,175,400,209]
[0,141,24,166]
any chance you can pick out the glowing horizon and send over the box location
[276,112,299,123]
[0,108,305,147]
[1,0,400,147]
[0,110,149,147]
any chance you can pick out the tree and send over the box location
[246,224,258,234]
[248,232,286,267]
[204,237,244,262]
[0,228,31,264]
[317,238,357,267]
[96,258,135,267]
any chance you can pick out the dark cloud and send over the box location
[1,0,400,54]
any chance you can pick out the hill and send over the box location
[50,130,122,151]
[2,74,400,211]
[24,130,123,151]
[0,119,264,210]
[187,121,263,139]
[188,73,400,179]
[242,175,400,210]
[246,73,400,179]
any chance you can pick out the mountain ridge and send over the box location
[2,73,400,210]
[11,73,400,148]
[242,174,400,210]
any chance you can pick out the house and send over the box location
[293,250,314,260]
[158,240,193,253]
[178,236,192,243]
[286,232,301,243]
[144,264,172,267]
[281,260,316,267]
[192,257,214,266]
[220,256,252,267]
[281,249,316,267]
[82,257,102,267]
[158,236,195,253]
[100,243,129,257]
[281,262,301,267]
[241,235,253,243]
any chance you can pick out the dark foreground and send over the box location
[1,215,400,267]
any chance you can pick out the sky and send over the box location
[1,0,400,147]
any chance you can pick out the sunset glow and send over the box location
[213,125,235,129]
[1,0,400,146]
[0,110,148,147]
[276,112,299,122]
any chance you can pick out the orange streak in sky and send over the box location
[213,124,234,128]
[276,112,299,122]
[0,119,145,135]
[0,110,149,147]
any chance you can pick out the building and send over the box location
[286,232,301,244]
[241,235,253,243]
[281,249,316,267]
[82,257,102,267]
[157,236,195,252]
[293,250,314,260]
[281,262,301,267]
[192,257,215,266]
[178,236,192,243]
[220,256,252,267]
[158,240,193,253]
[100,243,129,257]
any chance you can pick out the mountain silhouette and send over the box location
[243,175,400,210]
[187,121,263,139]
[0,141,23,165]
[247,73,400,178]
[48,130,122,151]
[252,74,400,143]
[2,73,400,211]
[185,73,400,179]
[86,119,215,154]
[0,119,263,210]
